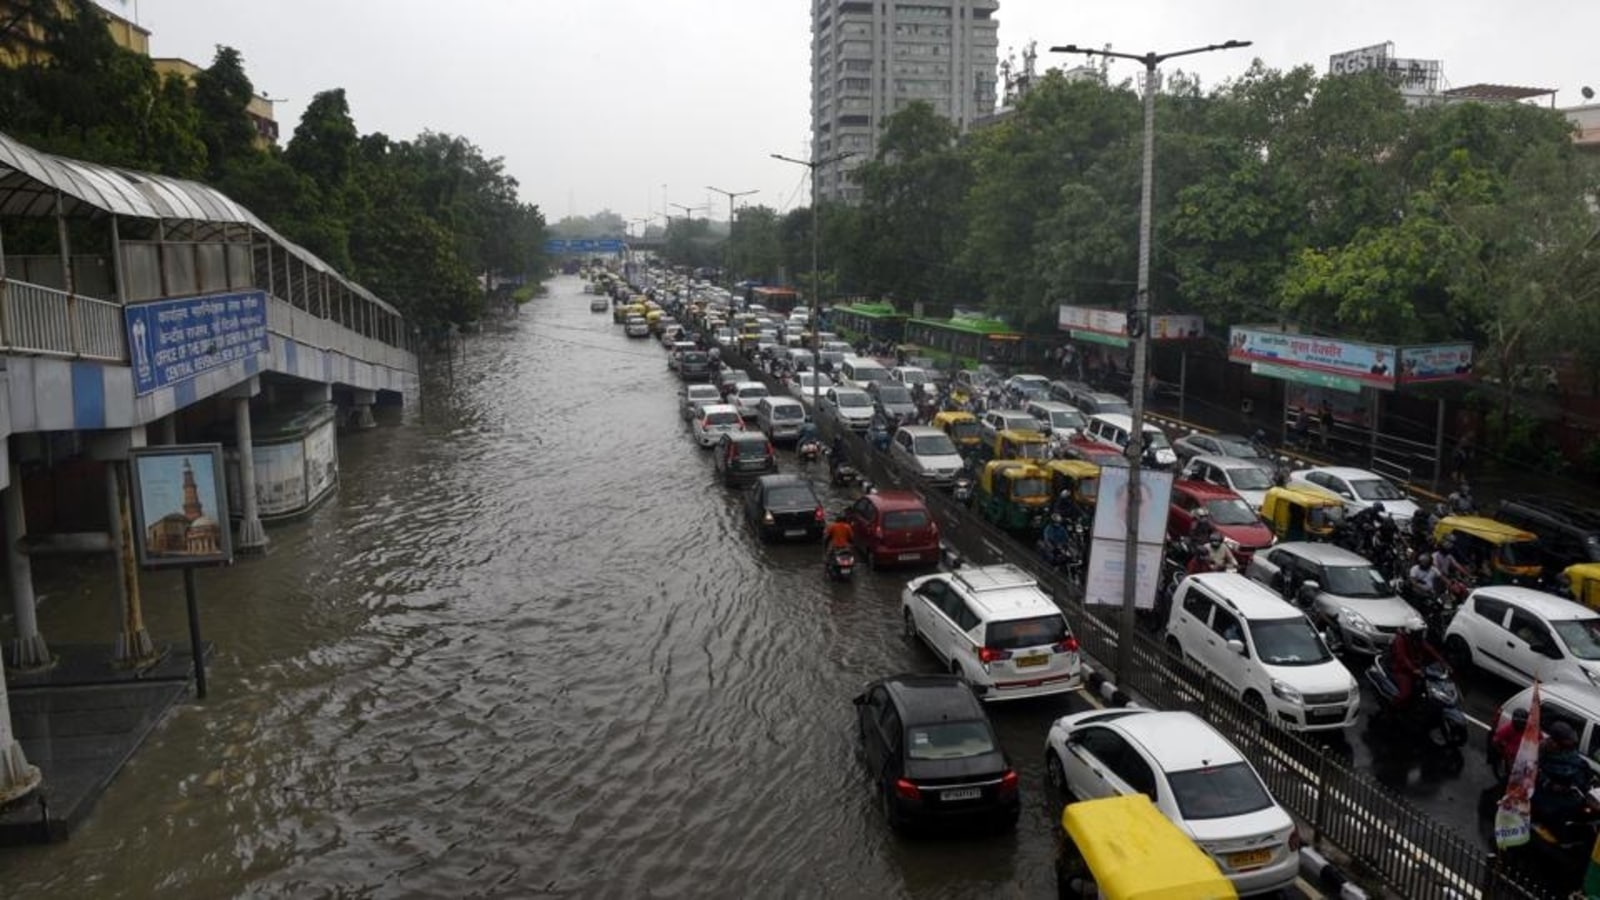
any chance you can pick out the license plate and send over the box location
[784,529,805,537]
[1015,654,1048,668]
[1226,848,1272,869]
[1308,707,1345,723]
[942,788,981,802]
[898,552,922,561]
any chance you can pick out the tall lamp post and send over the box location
[1050,39,1250,683]
[668,202,706,272]
[706,186,757,289]
[771,151,853,413]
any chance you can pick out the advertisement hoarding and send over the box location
[1329,42,1392,76]
[1398,343,1474,385]
[1084,466,1173,611]
[128,444,233,569]
[1057,306,1204,344]
[1229,327,1397,391]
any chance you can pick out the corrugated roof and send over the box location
[0,130,398,315]
[1443,83,1556,101]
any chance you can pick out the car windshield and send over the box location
[800,374,832,390]
[733,440,769,459]
[687,388,719,401]
[985,614,1067,650]
[1012,442,1049,461]
[884,509,931,530]
[948,421,980,440]
[1554,619,1600,660]
[1050,411,1086,430]
[1098,401,1132,416]
[1167,762,1275,821]
[705,412,739,426]
[765,485,816,508]
[1228,467,1273,490]
[682,352,707,363]
[1214,438,1259,457]
[772,405,804,420]
[1322,564,1393,598]
[837,392,871,408]
[851,366,889,382]
[913,434,958,456]
[898,370,928,384]
[876,385,912,404]
[1351,477,1405,501]
[1204,498,1259,526]
[906,720,998,761]
[723,371,750,383]
[1011,477,1049,499]
[1004,416,1038,431]
[738,386,769,399]
[1144,430,1172,449]
[1499,539,1543,568]
[1250,618,1333,666]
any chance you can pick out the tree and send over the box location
[192,46,257,180]
[726,205,784,282]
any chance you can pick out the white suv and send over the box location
[901,564,1083,701]
[1165,573,1359,732]
[1443,586,1600,689]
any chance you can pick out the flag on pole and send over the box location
[1494,682,1542,849]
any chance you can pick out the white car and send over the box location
[1165,573,1360,731]
[680,384,722,421]
[1289,466,1419,524]
[690,403,743,448]
[1443,586,1600,689]
[1044,708,1300,895]
[820,387,874,431]
[788,372,834,408]
[624,316,650,337]
[901,564,1082,701]
[1245,542,1421,656]
[890,425,964,486]
[890,366,931,388]
[1183,455,1277,511]
[978,409,1042,446]
[1083,413,1178,468]
[730,382,770,420]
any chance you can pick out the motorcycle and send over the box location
[825,546,857,582]
[1365,657,1468,749]
[797,438,823,465]
[1400,575,1470,643]
[826,448,860,487]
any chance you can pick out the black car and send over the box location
[853,674,1019,832]
[1496,497,1600,572]
[744,475,824,542]
[678,350,711,382]
[714,432,777,486]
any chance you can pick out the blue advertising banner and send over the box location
[544,238,626,254]
[126,290,268,396]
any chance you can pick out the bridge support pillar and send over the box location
[233,395,267,553]
[303,384,332,406]
[4,463,51,672]
[108,461,157,668]
[348,389,377,430]
[0,649,41,805]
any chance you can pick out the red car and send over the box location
[845,490,941,568]
[1167,480,1274,563]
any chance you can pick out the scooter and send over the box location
[1365,656,1468,749]
[825,546,857,582]
[797,438,823,465]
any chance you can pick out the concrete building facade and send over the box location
[810,0,999,204]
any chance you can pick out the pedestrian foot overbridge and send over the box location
[0,129,415,821]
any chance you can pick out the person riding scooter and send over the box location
[1188,533,1239,575]
[1408,553,1443,599]
[822,513,855,566]
[1490,707,1532,783]
[1533,721,1598,842]
[1188,508,1216,546]
[1040,514,1072,566]
[1388,622,1447,708]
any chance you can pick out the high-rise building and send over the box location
[810,0,999,204]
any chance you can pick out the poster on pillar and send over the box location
[125,290,268,396]
[128,445,234,568]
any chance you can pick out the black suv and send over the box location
[853,673,1019,833]
[713,432,776,487]
[744,475,823,543]
[1496,497,1600,572]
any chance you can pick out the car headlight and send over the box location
[1271,679,1304,705]
[1584,667,1600,688]
[1405,613,1426,631]
[1338,607,1375,633]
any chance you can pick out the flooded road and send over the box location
[7,275,1085,898]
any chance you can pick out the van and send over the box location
[756,396,807,443]
[1085,413,1177,468]
[840,356,892,388]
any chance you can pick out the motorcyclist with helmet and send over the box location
[1408,553,1443,598]
[1040,514,1072,567]
[1188,507,1216,545]
[1533,721,1598,842]
[1388,621,1446,708]
[1189,533,1239,575]
[1432,535,1471,582]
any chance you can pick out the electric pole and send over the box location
[771,151,854,413]
[706,186,757,289]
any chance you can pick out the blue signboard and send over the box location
[126,290,269,396]
[544,238,569,253]
[543,237,626,255]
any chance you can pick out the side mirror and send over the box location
[1226,638,1247,656]
[1535,642,1562,659]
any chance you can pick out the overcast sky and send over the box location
[123,0,1598,229]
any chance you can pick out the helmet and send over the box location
[1371,502,1385,515]
[1059,489,1072,501]
[1208,534,1224,547]
[1435,502,1450,518]
[1051,514,1063,524]
[1193,508,1210,519]
[1550,721,1580,747]
[1416,555,1432,567]
[1512,708,1531,727]
[1442,534,1456,548]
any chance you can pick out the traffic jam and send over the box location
[590,265,1600,898]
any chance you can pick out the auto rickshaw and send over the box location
[1261,485,1345,543]
[1563,563,1600,609]
[1056,795,1237,899]
[983,428,1051,465]
[1433,515,1543,585]
[932,410,982,456]
[973,461,1052,532]
[1044,459,1100,519]
[614,302,647,324]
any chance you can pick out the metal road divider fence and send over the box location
[770,376,1555,900]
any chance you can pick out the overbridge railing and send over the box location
[0,278,125,361]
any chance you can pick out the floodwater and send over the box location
[6,275,1083,898]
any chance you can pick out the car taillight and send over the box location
[999,769,1019,795]
[814,507,825,522]
[766,443,775,457]
[894,778,920,801]
[978,646,1012,664]
[1053,636,1080,654]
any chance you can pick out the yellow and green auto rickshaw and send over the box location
[1056,795,1238,899]
[1043,459,1100,520]
[983,428,1051,465]
[615,301,647,324]
[1434,516,1543,586]
[932,410,982,456]
[973,461,1052,532]
[1260,485,1345,543]
[1563,563,1600,610]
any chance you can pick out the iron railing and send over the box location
[0,278,126,361]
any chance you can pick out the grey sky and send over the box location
[123,1,1598,231]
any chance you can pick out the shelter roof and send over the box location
[1443,83,1555,102]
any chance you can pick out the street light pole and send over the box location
[706,186,757,290]
[772,151,854,415]
[668,202,706,271]
[1050,39,1251,685]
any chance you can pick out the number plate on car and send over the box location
[784,529,805,537]
[898,552,921,561]
[942,788,981,802]
[1015,654,1048,668]
[1226,848,1272,869]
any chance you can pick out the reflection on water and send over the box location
[7,277,1073,898]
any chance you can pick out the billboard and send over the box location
[1329,42,1392,76]
[1084,466,1173,611]
[129,445,233,569]
[1398,343,1474,384]
[544,238,626,254]
[1057,305,1204,344]
[1228,327,1397,391]
[125,290,268,396]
